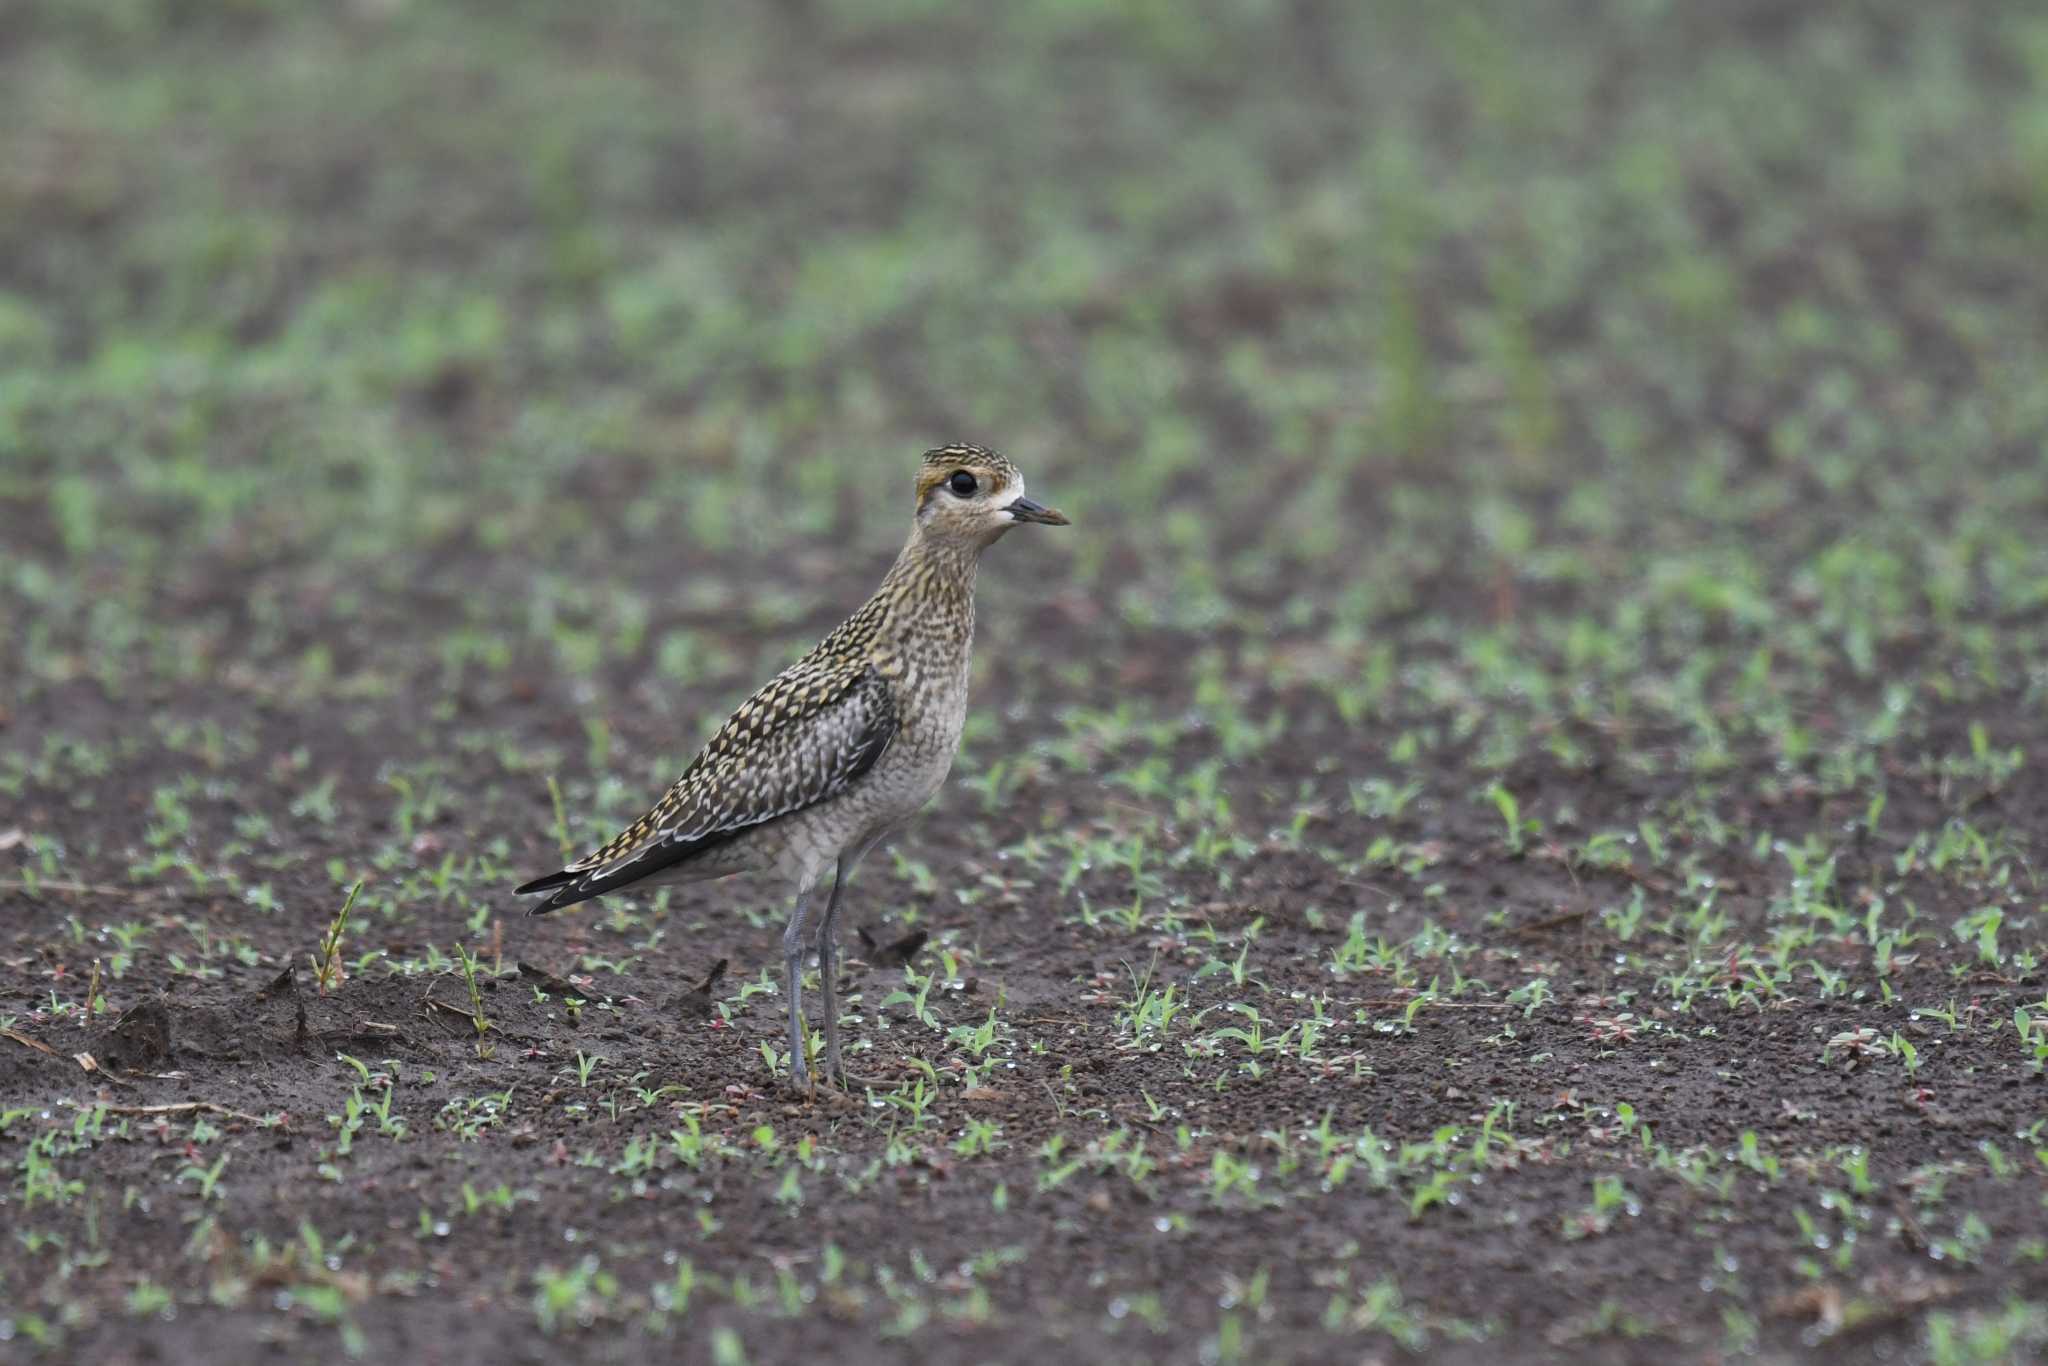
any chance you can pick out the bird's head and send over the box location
[913,443,1069,547]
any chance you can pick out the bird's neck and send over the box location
[875,526,980,642]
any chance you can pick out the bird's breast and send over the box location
[872,652,969,804]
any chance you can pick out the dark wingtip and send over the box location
[525,887,570,916]
[515,870,576,896]
[520,871,600,916]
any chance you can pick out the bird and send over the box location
[515,444,1068,1091]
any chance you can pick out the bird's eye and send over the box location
[948,470,978,497]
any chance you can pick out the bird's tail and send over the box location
[515,868,591,914]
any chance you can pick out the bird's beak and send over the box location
[1007,496,1070,526]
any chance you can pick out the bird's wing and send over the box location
[518,656,896,912]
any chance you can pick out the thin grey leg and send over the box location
[817,856,851,1083]
[818,836,883,1086]
[781,884,816,1089]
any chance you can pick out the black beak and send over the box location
[1007,496,1070,526]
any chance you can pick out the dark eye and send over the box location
[948,470,978,497]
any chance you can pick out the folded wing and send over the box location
[517,659,896,913]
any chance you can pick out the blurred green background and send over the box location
[6,0,2045,714]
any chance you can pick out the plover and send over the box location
[517,444,1068,1090]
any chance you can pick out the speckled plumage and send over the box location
[515,443,1067,1089]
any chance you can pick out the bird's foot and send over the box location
[782,1062,863,1108]
[831,1072,891,1092]
[819,1052,892,1092]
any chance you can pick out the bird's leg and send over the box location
[818,836,891,1088]
[781,884,816,1093]
[817,854,851,1085]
